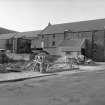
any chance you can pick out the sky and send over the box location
[0,0,105,32]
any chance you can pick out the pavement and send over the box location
[79,65,105,71]
[0,63,105,83]
[0,71,57,83]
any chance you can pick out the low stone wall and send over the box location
[6,53,30,61]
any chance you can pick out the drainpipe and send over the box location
[104,27,105,60]
[13,38,17,53]
[41,34,44,50]
[91,31,94,59]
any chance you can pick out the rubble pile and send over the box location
[0,61,30,73]
[0,52,96,73]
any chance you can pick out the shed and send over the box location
[58,39,86,57]
[0,33,16,50]
[13,30,42,53]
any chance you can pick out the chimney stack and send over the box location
[48,21,51,26]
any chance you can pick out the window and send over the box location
[66,51,71,55]
[52,41,55,46]
[53,34,55,39]
[42,35,44,39]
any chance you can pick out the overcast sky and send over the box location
[0,0,105,32]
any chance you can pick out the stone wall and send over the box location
[93,30,104,61]
[0,39,7,49]
[42,30,105,61]
[65,31,93,58]
[42,33,64,48]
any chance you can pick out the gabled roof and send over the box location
[41,18,105,35]
[59,39,85,51]
[0,33,17,39]
[14,30,41,38]
[0,27,16,34]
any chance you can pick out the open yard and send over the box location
[0,69,105,105]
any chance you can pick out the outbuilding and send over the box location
[58,39,86,58]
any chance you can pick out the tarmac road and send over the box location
[0,67,105,105]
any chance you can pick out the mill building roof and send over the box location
[40,18,105,35]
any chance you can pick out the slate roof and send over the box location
[59,39,85,51]
[14,30,41,38]
[0,33,17,39]
[40,18,105,35]
[0,27,16,34]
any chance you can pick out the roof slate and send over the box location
[0,27,16,34]
[0,30,41,39]
[59,39,85,51]
[41,18,105,35]
[0,33,17,39]
[14,30,41,38]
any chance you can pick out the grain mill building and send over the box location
[40,18,105,61]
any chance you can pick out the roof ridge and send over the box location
[40,25,52,35]
[52,18,105,26]
[20,30,42,33]
[41,18,105,35]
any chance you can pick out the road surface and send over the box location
[0,68,104,105]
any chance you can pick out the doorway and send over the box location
[81,48,85,56]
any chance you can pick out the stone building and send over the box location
[13,30,41,53]
[0,33,17,51]
[40,18,105,61]
[0,27,16,51]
